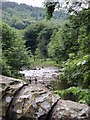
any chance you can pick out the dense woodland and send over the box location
[0,1,90,105]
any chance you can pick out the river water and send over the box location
[20,67,68,90]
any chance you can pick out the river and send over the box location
[20,67,69,90]
[20,67,61,88]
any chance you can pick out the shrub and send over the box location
[56,87,90,106]
[59,54,90,88]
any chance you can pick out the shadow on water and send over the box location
[50,79,70,91]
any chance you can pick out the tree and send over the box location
[2,23,30,77]
[48,19,79,63]
[48,29,65,62]
[24,22,57,59]
[37,26,56,59]
[24,22,46,55]
[77,8,90,54]
[48,6,90,88]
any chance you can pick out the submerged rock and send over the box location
[0,75,90,120]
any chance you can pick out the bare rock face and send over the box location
[48,100,90,120]
[0,75,59,120]
[0,75,26,119]
[0,75,90,120]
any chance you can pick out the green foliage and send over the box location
[48,28,69,63]
[56,87,90,106]
[48,8,90,89]
[48,20,79,63]
[44,2,57,20]
[78,26,90,54]
[30,58,59,68]
[35,48,43,59]
[24,22,57,59]
[59,55,90,88]
[10,16,26,29]
[37,26,56,59]
[2,55,11,76]
[2,23,30,78]
[24,22,46,54]
[45,7,90,105]
[60,9,89,87]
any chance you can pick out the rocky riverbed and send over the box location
[20,67,61,89]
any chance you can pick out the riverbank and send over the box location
[29,58,60,68]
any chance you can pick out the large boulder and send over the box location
[0,75,59,120]
[0,75,90,120]
[48,100,90,120]
[0,75,26,119]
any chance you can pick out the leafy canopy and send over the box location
[2,23,30,77]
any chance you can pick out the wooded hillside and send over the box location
[1,1,68,29]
